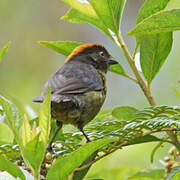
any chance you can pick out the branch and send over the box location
[70,128,177,177]
[70,141,127,176]
[143,128,178,137]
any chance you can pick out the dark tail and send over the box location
[32,96,44,103]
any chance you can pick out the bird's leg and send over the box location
[46,121,63,153]
[79,127,91,143]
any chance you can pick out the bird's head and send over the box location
[65,43,118,73]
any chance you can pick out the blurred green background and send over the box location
[0,0,180,179]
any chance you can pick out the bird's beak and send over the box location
[108,58,119,66]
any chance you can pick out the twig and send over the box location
[143,128,178,137]
[72,141,127,173]
[71,128,177,175]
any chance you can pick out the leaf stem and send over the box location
[116,32,156,106]
[123,74,138,83]
[132,43,139,61]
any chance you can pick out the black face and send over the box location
[75,46,118,73]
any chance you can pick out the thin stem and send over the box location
[33,170,39,180]
[132,43,139,61]
[116,32,156,106]
[142,128,178,137]
[123,74,138,83]
[73,141,127,173]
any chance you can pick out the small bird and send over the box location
[33,43,118,152]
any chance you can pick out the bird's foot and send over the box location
[46,145,55,154]
[86,138,91,143]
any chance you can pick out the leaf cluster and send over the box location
[0,0,180,179]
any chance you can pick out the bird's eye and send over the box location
[99,51,105,57]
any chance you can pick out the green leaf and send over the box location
[166,166,180,180]
[22,134,45,179]
[128,9,180,36]
[108,64,126,76]
[91,109,111,123]
[61,8,112,39]
[72,151,98,180]
[39,41,81,56]
[140,32,172,84]
[0,42,11,62]
[90,0,126,32]
[135,0,170,44]
[165,0,180,10]
[22,115,31,146]
[0,95,23,145]
[62,0,97,20]
[128,169,165,180]
[0,156,25,180]
[112,106,138,120]
[31,121,38,139]
[130,0,173,84]
[61,0,112,38]
[39,87,51,145]
[0,123,14,145]
[136,0,170,25]
[46,137,118,180]
[86,166,140,180]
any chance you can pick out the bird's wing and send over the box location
[44,62,104,96]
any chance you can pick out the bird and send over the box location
[32,43,118,152]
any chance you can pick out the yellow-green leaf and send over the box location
[90,0,126,32]
[140,32,172,84]
[130,0,173,84]
[112,106,138,120]
[31,121,37,139]
[62,0,97,19]
[0,156,25,180]
[0,123,14,145]
[39,87,51,145]
[109,63,126,76]
[39,41,81,56]
[61,8,112,39]
[46,137,118,180]
[0,95,23,145]
[22,115,31,146]
[0,42,11,62]
[128,9,180,36]
[165,0,180,10]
